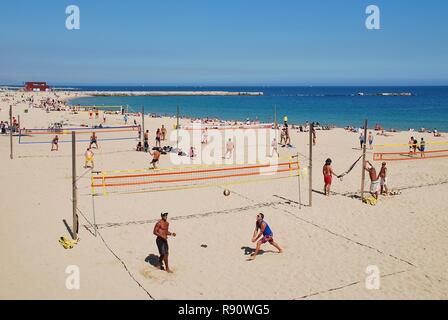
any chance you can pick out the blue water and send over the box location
[67,86,448,131]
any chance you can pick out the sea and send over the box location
[64,86,448,131]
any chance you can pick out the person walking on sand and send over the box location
[89,132,99,149]
[270,138,279,157]
[249,213,283,261]
[359,131,365,150]
[153,212,176,273]
[365,161,379,199]
[323,158,338,196]
[368,132,374,150]
[225,138,235,159]
[124,114,128,125]
[51,135,59,151]
[379,162,388,196]
[84,148,94,168]
[149,148,161,169]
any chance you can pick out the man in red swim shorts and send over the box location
[323,158,338,196]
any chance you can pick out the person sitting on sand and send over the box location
[323,158,338,196]
[434,129,441,137]
[51,135,59,151]
[136,141,143,152]
[149,148,161,169]
[153,212,176,273]
[84,148,94,168]
[249,213,283,261]
[89,132,98,149]
[365,161,379,199]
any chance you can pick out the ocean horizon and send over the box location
[64,86,448,131]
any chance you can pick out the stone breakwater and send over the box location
[84,91,264,97]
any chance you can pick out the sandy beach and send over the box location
[1,90,447,300]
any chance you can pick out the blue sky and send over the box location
[0,0,447,85]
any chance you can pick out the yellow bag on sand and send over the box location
[363,196,378,206]
[59,236,79,249]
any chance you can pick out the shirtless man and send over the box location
[89,132,98,149]
[323,158,338,196]
[312,125,316,146]
[379,162,388,195]
[365,161,379,199]
[153,212,176,273]
[51,135,59,151]
[225,138,235,159]
[249,213,282,261]
[149,148,161,169]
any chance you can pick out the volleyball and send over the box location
[223,189,231,197]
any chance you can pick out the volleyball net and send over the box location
[373,141,448,161]
[181,123,273,131]
[374,149,448,161]
[91,158,300,196]
[19,125,140,144]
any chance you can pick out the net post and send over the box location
[308,123,313,207]
[9,105,13,160]
[360,119,368,201]
[141,105,145,145]
[297,152,302,210]
[176,105,180,150]
[72,131,79,240]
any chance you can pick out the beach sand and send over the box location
[1,90,447,299]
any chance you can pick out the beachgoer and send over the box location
[144,130,149,143]
[84,148,94,168]
[201,128,209,144]
[379,162,388,195]
[225,138,234,159]
[271,138,279,157]
[323,158,338,196]
[51,135,59,151]
[359,132,364,149]
[409,136,415,153]
[365,161,379,199]
[249,213,283,261]
[136,141,143,152]
[189,146,196,159]
[312,125,316,146]
[149,148,161,169]
[418,138,426,157]
[368,132,374,150]
[155,128,162,147]
[161,125,167,140]
[124,114,128,125]
[153,212,176,273]
[89,132,98,149]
